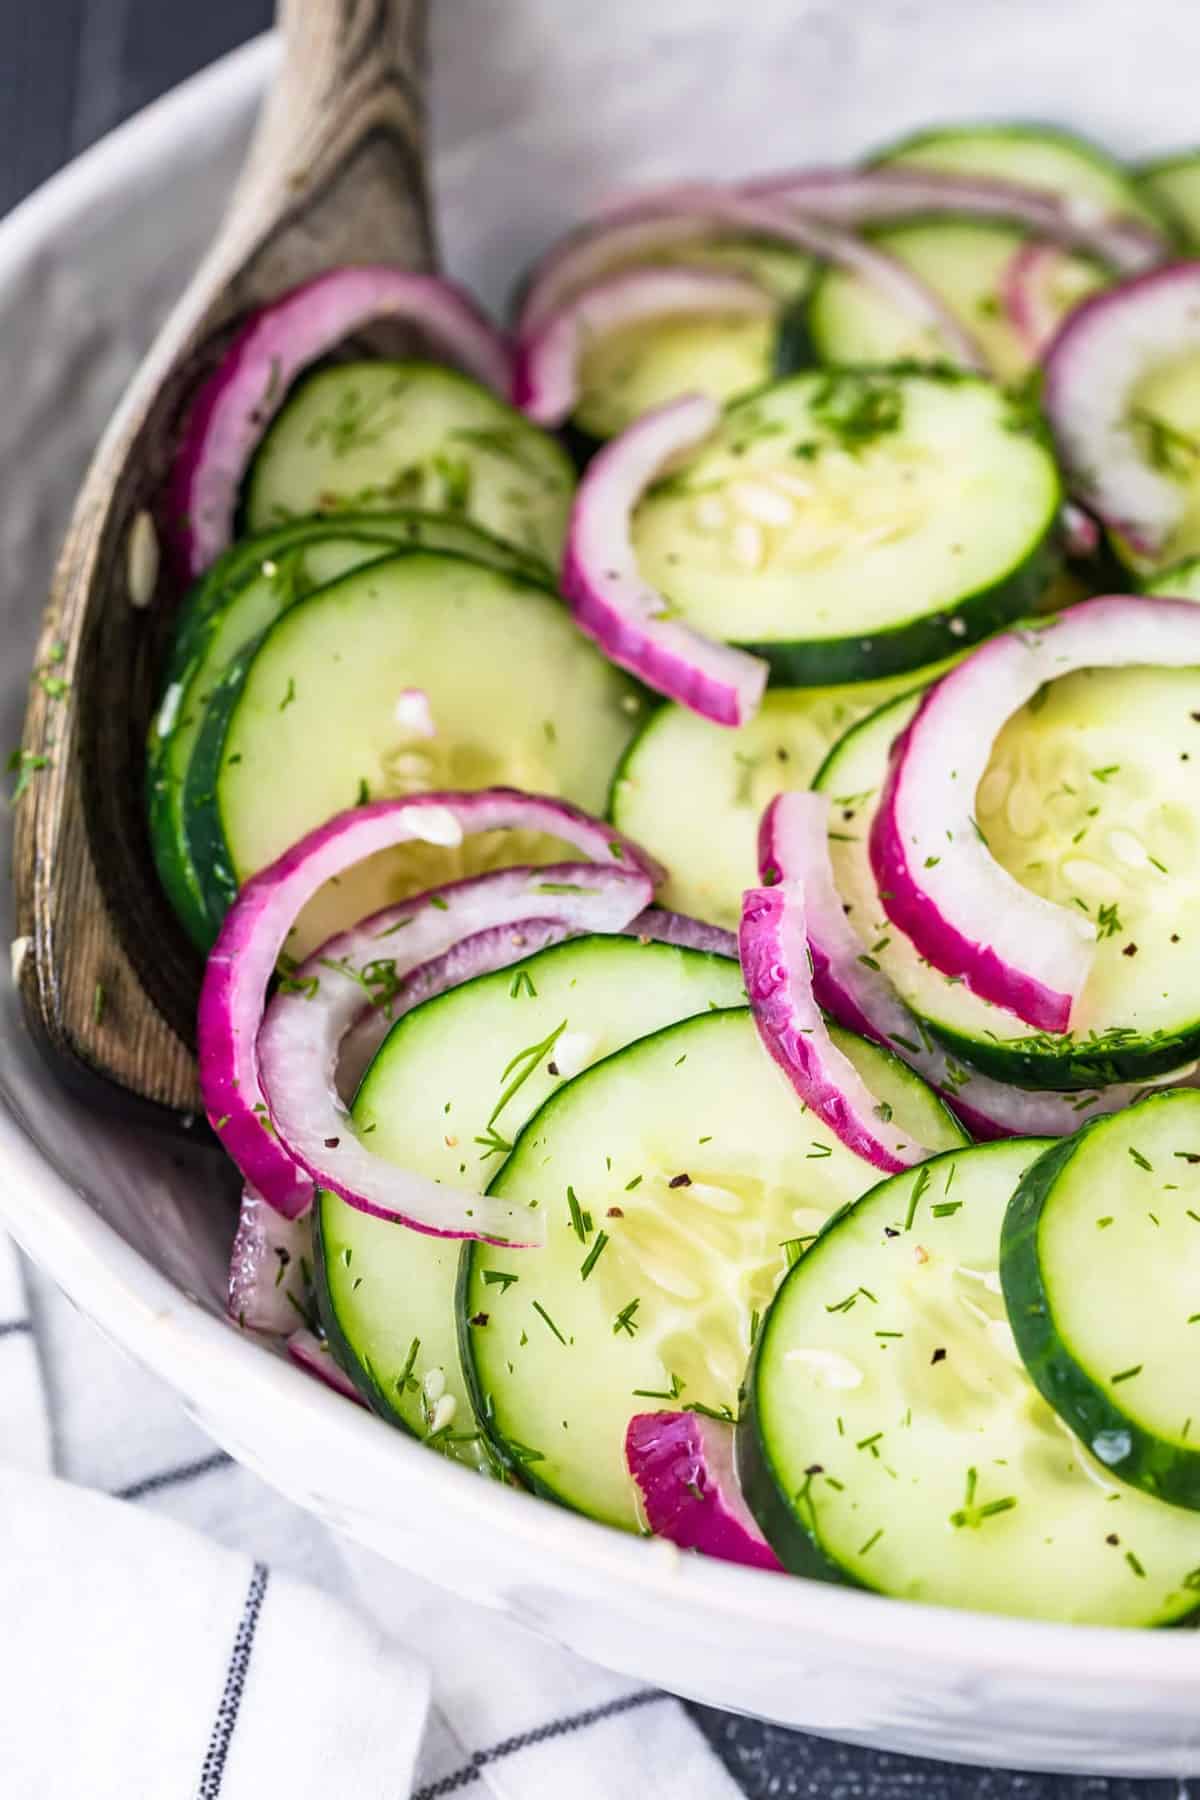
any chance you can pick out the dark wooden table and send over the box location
[0,10,1191,1797]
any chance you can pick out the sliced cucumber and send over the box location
[315,935,745,1464]
[609,670,950,931]
[1002,1090,1200,1512]
[740,1139,1200,1624]
[630,369,1061,685]
[877,122,1162,229]
[150,515,543,947]
[1137,152,1200,252]
[814,670,1200,1088]
[184,552,647,952]
[807,220,1105,382]
[462,1007,966,1530]
[244,362,576,567]
[573,309,777,442]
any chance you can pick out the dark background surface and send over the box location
[0,7,1192,1797]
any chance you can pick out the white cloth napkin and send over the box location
[0,1233,743,1800]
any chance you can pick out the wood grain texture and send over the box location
[14,0,433,1120]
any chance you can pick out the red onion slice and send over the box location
[521,188,986,372]
[514,266,775,427]
[1058,500,1101,562]
[258,861,650,1236]
[227,1188,313,1335]
[626,1411,782,1573]
[198,789,660,1236]
[1043,265,1200,559]
[1001,241,1074,357]
[562,393,768,726]
[760,791,1171,1140]
[739,882,931,1173]
[335,902,737,1091]
[870,596,1200,1034]
[337,915,575,1097]
[625,907,738,958]
[746,167,1166,275]
[168,268,514,578]
[286,1330,366,1404]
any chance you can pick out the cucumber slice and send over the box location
[315,935,746,1465]
[244,362,576,567]
[1002,1090,1200,1511]
[573,309,777,442]
[630,369,1061,685]
[877,123,1162,230]
[150,515,544,947]
[740,1139,1200,1624]
[814,670,1200,1088]
[807,220,1105,382]
[462,1007,966,1530]
[1137,152,1200,252]
[609,670,950,931]
[184,551,647,951]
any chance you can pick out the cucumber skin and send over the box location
[1000,1107,1200,1514]
[736,1249,873,1588]
[925,1013,1200,1093]
[737,530,1060,688]
[312,1192,418,1433]
[180,635,260,947]
[455,1239,567,1506]
[147,658,224,954]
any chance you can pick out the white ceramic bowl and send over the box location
[4,6,1200,1775]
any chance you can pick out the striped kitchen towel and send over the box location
[0,1233,743,1800]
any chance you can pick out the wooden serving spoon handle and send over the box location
[14,0,432,1125]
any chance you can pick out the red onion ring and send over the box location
[198,789,660,1237]
[746,167,1166,275]
[626,1411,783,1572]
[625,907,738,958]
[1001,240,1074,357]
[513,266,774,427]
[227,1188,313,1335]
[869,597,1200,1033]
[286,1330,366,1404]
[520,188,986,371]
[258,861,649,1237]
[562,393,769,727]
[759,790,1174,1140]
[168,268,514,578]
[1043,264,1200,558]
[739,881,931,1173]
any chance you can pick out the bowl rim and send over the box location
[2,29,1200,1694]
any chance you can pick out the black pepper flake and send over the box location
[469,1312,490,1327]
[1106,1532,1120,1546]
[1172,934,1182,944]
[804,1463,824,1476]
[884,1226,900,1238]
[1122,943,1139,958]
[931,1347,947,1365]
[324,1136,340,1149]
[546,1061,560,1076]
[668,1173,692,1189]
[607,1206,625,1218]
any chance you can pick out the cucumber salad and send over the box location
[146,122,1200,1626]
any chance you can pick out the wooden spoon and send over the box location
[13,0,432,1124]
